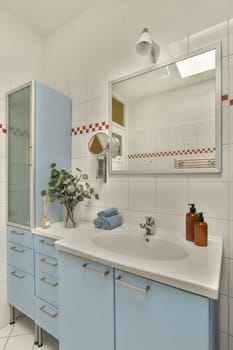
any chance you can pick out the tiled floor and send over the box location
[0,315,59,350]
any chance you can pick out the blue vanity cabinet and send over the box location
[115,269,218,350]
[7,226,34,320]
[34,235,59,340]
[58,251,115,350]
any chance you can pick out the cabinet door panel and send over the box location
[115,270,210,350]
[59,251,114,350]
[8,265,34,319]
[8,85,31,227]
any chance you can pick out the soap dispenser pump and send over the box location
[186,203,198,242]
[194,212,208,247]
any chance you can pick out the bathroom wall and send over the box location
[42,3,233,348]
[0,5,45,327]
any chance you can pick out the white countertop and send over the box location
[32,221,223,300]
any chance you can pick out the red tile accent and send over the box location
[222,94,228,101]
[230,99,233,106]
[71,121,109,135]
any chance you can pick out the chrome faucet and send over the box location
[140,216,156,235]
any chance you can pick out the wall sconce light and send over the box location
[136,28,160,64]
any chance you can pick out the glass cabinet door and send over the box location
[8,85,31,227]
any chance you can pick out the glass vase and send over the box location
[64,203,78,228]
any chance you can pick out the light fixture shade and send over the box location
[136,29,152,56]
[136,27,160,63]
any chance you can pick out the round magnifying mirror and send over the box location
[88,132,109,155]
[111,136,121,158]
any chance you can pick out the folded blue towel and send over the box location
[101,214,123,230]
[97,208,118,218]
[93,217,103,228]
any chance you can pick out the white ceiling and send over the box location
[0,0,233,38]
[0,0,99,35]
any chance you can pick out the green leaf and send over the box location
[51,163,56,168]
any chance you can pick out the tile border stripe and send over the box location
[71,121,109,135]
[128,147,216,159]
[0,123,7,133]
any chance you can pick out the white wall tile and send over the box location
[229,18,233,56]
[85,96,107,125]
[220,294,228,333]
[129,182,156,212]
[156,213,185,232]
[222,56,229,96]
[221,258,229,295]
[208,219,229,258]
[229,107,233,144]
[222,106,229,145]
[189,182,228,219]
[0,256,6,282]
[220,332,229,350]
[106,181,129,210]
[230,297,233,336]
[0,231,6,257]
[72,134,88,158]
[72,103,85,128]
[230,259,233,298]
[0,280,9,328]
[0,159,6,182]
[156,182,188,215]
[165,37,188,59]
[189,21,228,56]
[230,335,233,350]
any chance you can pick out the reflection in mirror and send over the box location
[109,43,221,174]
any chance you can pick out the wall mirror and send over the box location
[109,43,221,174]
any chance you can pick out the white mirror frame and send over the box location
[108,42,222,175]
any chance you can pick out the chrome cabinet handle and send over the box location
[40,258,58,267]
[11,271,25,279]
[40,276,58,287]
[40,306,58,318]
[115,275,150,293]
[81,263,109,277]
[10,230,24,236]
[10,246,25,253]
[40,239,55,247]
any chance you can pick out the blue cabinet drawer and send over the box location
[8,265,34,319]
[35,253,58,279]
[35,271,58,308]
[8,226,33,248]
[35,297,59,339]
[34,235,57,258]
[8,242,34,276]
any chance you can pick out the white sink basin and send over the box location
[92,232,189,261]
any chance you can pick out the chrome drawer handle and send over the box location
[40,258,58,267]
[115,276,150,293]
[81,263,109,277]
[40,239,55,247]
[10,246,25,253]
[10,230,24,236]
[11,271,25,279]
[40,276,58,287]
[40,306,58,318]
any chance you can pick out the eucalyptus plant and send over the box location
[42,163,99,227]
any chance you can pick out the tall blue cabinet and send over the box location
[7,81,71,342]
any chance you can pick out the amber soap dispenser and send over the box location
[186,203,198,242]
[194,212,208,247]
